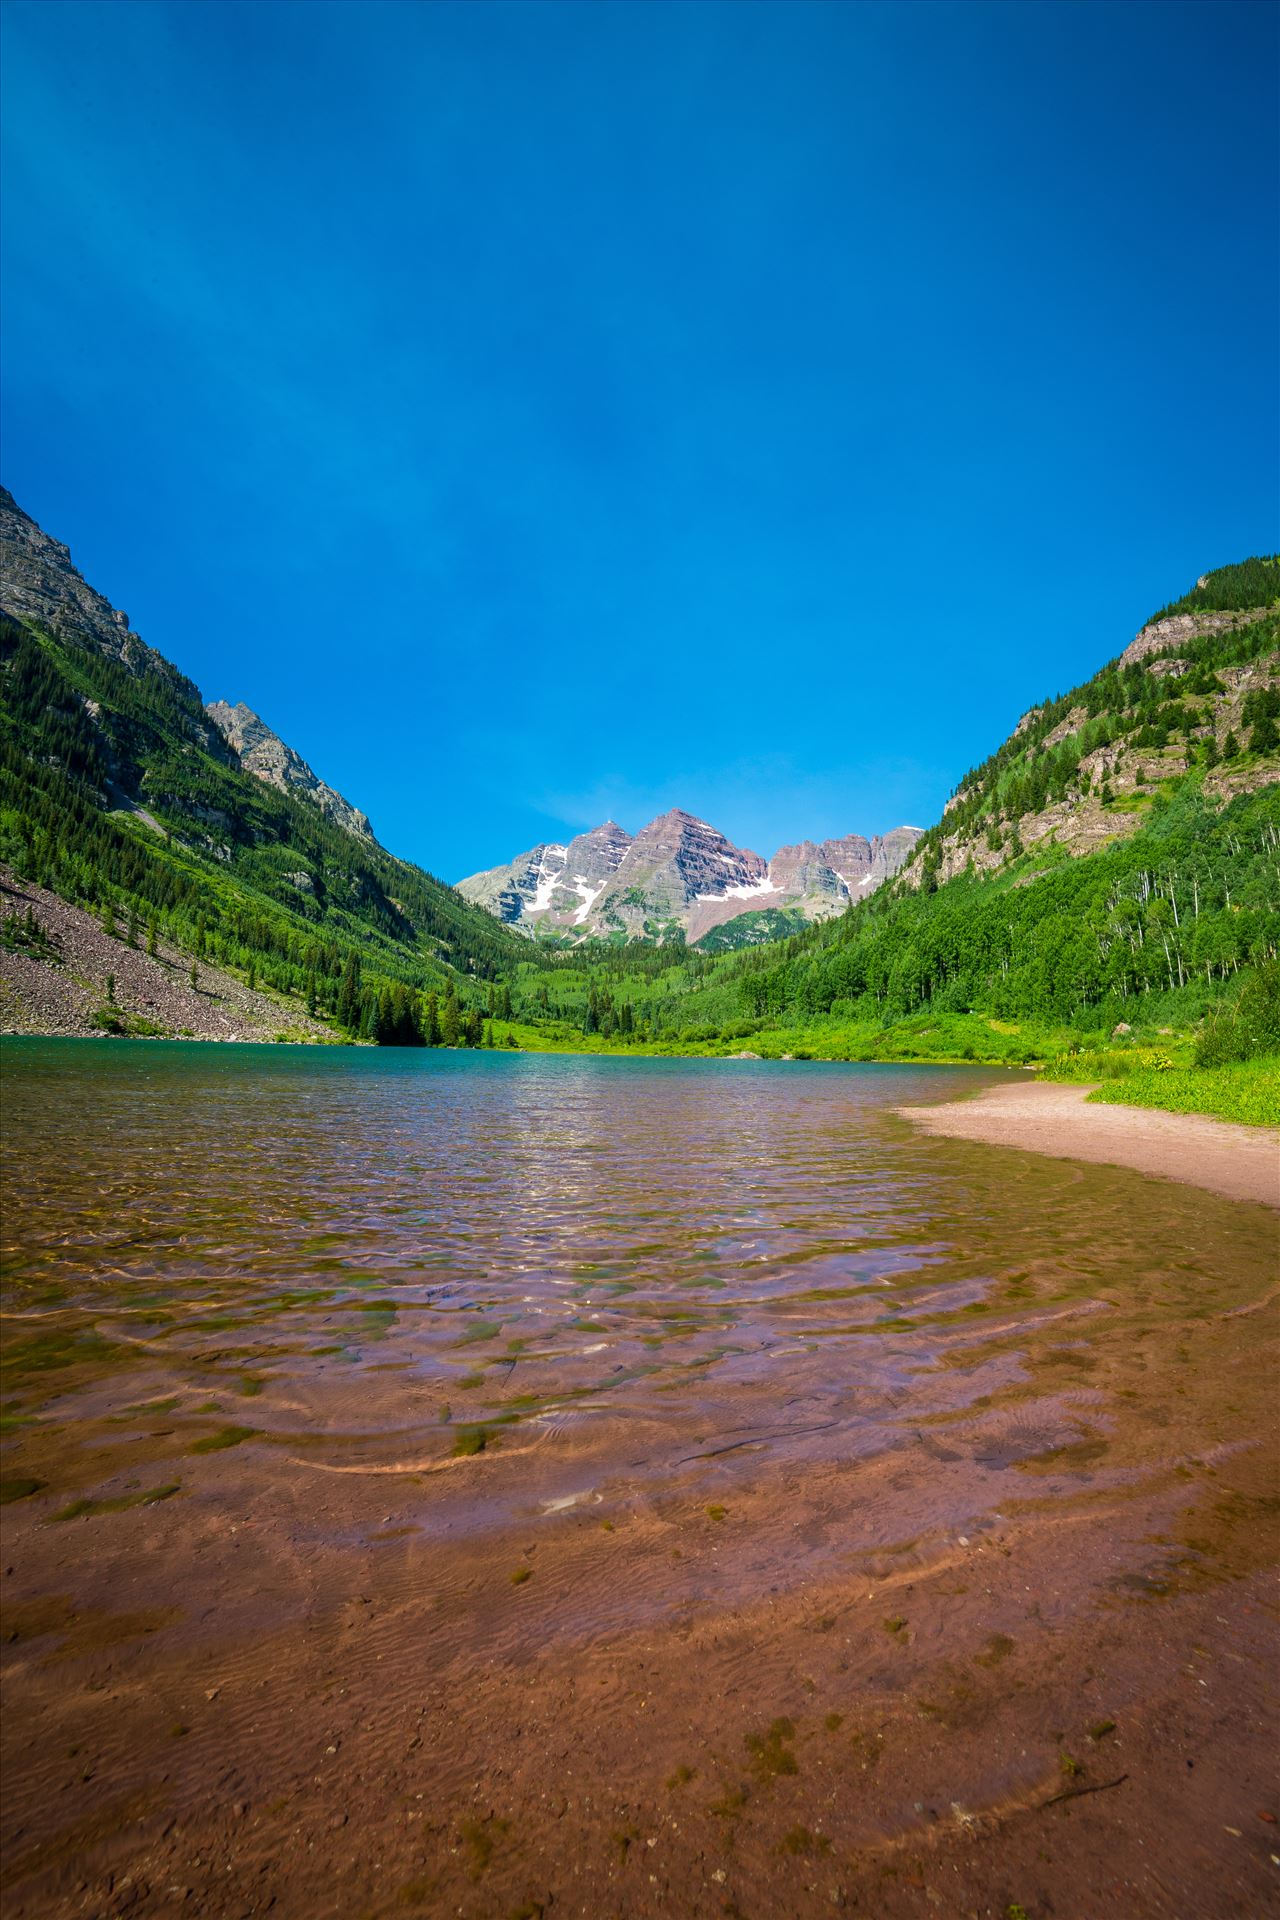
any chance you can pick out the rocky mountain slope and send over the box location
[206,699,376,842]
[0,485,187,687]
[0,485,526,1034]
[901,560,1279,892]
[458,812,921,945]
[0,485,381,847]
[0,865,332,1042]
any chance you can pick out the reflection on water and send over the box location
[3,1042,1275,1533]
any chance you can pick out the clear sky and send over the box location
[1,0,1276,879]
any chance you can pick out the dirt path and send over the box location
[900,1078,1280,1209]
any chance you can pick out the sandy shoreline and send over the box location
[900,1077,1280,1209]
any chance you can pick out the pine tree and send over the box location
[422,991,441,1046]
[189,960,199,990]
[337,954,361,1030]
[147,918,158,958]
[1222,731,1241,761]
[440,993,461,1047]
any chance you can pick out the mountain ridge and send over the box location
[0,482,529,1040]
[903,565,1279,893]
[458,809,921,945]
[205,699,377,844]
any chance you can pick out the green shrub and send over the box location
[1196,961,1280,1066]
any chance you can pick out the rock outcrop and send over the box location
[1119,607,1271,669]
[206,700,377,843]
[0,485,227,763]
[0,485,165,677]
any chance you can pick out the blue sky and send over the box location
[2,0,1276,879]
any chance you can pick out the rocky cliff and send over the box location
[0,485,226,762]
[206,700,376,843]
[458,810,922,944]
[0,485,169,679]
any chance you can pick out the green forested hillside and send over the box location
[1153,554,1280,620]
[692,905,810,952]
[0,607,530,1037]
[484,566,1280,1121]
[682,781,1278,1028]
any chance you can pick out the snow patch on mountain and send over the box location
[457,813,922,945]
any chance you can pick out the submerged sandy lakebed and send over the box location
[900,1076,1280,1209]
[1,1043,1276,1919]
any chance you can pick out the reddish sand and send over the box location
[900,1078,1280,1209]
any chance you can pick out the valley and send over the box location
[1,484,1277,1127]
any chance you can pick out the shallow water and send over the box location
[3,1041,1277,1920]
[2,1042,1275,1530]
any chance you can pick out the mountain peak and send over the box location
[0,483,172,685]
[458,812,922,946]
[206,699,377,843]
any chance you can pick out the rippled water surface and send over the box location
[4,1041,1274,1529]
[4,1041,1278,1920]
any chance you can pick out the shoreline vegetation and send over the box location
[4,862,1279,1132]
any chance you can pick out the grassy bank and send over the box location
[495,1008,1055,1066]
[1087,1058,1280,1127]
[1044,1049,1280,1126]
[493,1007,1280,1126]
